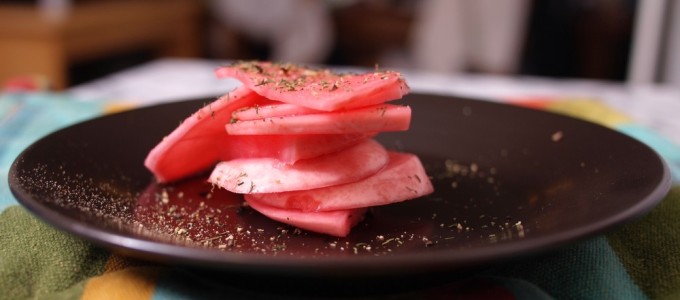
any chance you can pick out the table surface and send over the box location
[2,58,680,299]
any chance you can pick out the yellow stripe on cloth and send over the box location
[104,102,137,115]
[543,98,633,128]
[81,254,159,300]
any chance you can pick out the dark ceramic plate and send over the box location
[9,93,671,278]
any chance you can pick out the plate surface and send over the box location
[9,93,671,277]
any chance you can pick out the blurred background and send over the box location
[0,0,678,90]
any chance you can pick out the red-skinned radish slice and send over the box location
[208,139,389,194]
[245,197,367,237]
[232,103,322,121]
[218,133,375,164]
[215,61,409,111]
[245,152,433,212]
[226,104,411,135]
[144,87,266,183]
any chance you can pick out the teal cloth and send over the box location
[617,124,680,182]
[0,93,106,210]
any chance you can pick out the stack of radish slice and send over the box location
[144,61,434,237]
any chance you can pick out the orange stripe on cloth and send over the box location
[508,97,553,110]
[81,254,159,300]
[103,253,148,273]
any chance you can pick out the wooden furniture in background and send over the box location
[330,3,414,68]
[0,0,202,89]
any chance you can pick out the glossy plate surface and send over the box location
[9,93,671,277]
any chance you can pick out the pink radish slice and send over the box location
[226,104,411,135]
[215,61,409,111]
[245,197,367,237]
[232,103,322,121]
[217,133,375,164]
[246,152,434,212]
[208,139,389,194]
[144,86,267,183]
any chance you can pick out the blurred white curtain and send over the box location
[209,0,334,63]
[626,0,680,87]
[662,1,680,87]
[628,0,666,84]
[409,0,531,74]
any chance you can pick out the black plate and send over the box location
[8,93,671,278]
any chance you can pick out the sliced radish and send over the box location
[144,86,267,183]
[232,103,322,121]
[226,104,411,135]
[215,61,409,111]
[145,62,433,238]
[245,197,367,237]
[208,139,389,194]
[246,152,433,212]
[218,133,375,164]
